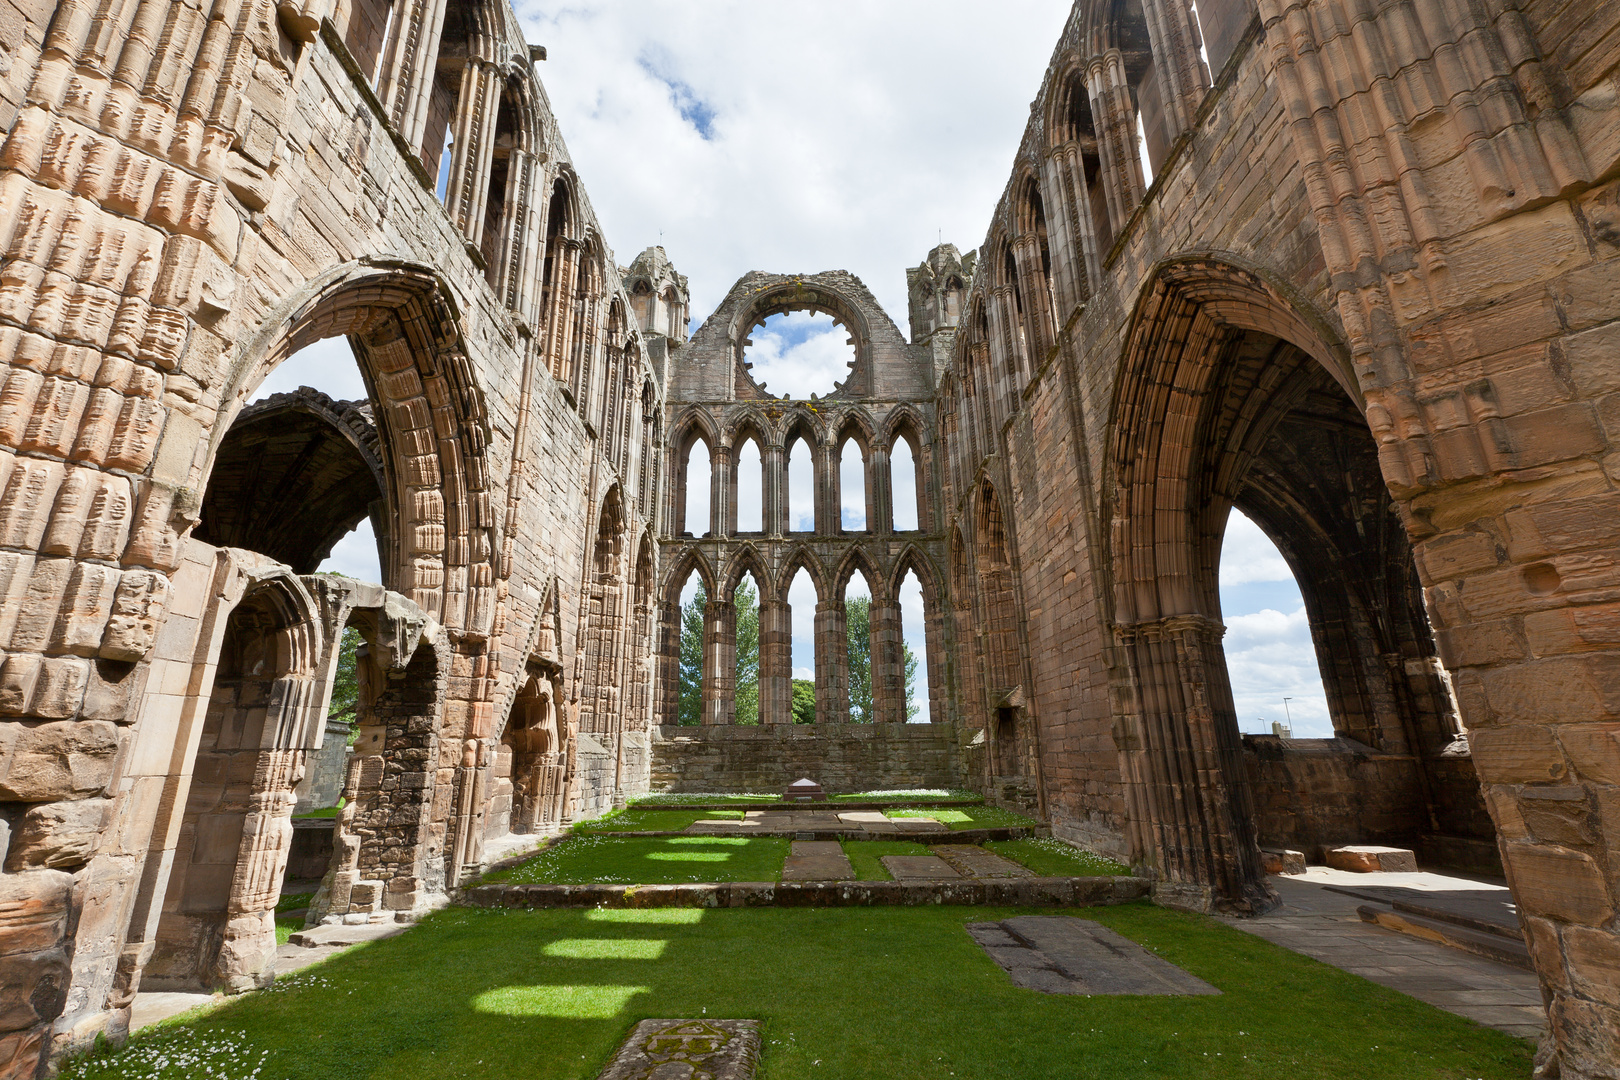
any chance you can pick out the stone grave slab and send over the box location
[931,844,1034,879]
[1325,845,1418,873]
[782,840,854,881]
[597,1019,760,1080]
[889,817,949,834]
[967,917,1219,996]
[880,854,960,880]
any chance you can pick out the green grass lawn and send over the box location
[570,808,744,834]
[482,836,789,885]
[64,904,1534,1080]
[274,890,316,946]
[840,839,932,880]
[630,793,777,806]
[986,837,1131,876]
[887,805,1037,829]
[829,789,980,802]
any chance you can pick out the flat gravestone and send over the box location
[782,840,854,881]
[597,1019,760,1080]
[932,845,1034,879]
[889,817,949,834]
[881,854,960,880]
[967,917,1219,996]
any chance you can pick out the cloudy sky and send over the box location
[255,1,1331,736]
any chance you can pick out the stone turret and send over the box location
[623,246,692,342]
[906,243,975,344]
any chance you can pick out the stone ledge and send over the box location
[456,876,1151,910]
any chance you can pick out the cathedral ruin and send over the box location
[1,0,1619,1076]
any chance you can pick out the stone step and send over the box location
[1325,884,1523,942]
[1355,905,1533,971]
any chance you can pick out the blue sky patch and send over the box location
[638,52,716,140]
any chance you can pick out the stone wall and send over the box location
[1241,736,1497,872]
[649,724,966,795]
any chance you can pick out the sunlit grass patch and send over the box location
[542,938,667,959]
[471,983,649,1019]
[482,835,787,885]
[571,808,739,834]
[986,837,1129,876]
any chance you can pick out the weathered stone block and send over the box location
[0,721,119,800]
[4,798,107,871]
[1325,845,1418,872]
[1502,843,1614,926]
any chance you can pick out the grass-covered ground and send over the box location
[274,889,315,946]
[482,836,789,885]
[840,839,931,880]
[985,837,1131,876]
[629,789,982,807]
[570,808,745,834]
[66,904,1534,1080]
[886,806,1038,829]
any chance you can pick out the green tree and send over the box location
[677,582,706,726]
[846,596,872,722]
[733,580,760,724]
[904,642,921,721]
[326,625,363,726]
[791,678,817,724]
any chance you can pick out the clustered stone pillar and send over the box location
[710,444,732,539]
[870,592,906,724]
[758,598,793,724]
[762,442,786,535]
[702,598,735,725]
[869,444,893,534]
[814,599,849,724]
[654,601,682,725]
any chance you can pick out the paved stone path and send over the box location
[969,917,1219,996]
[881,854,960,879]
[1225,872,1545,1040]
[781,840,855,881]
[932,845,1034,879]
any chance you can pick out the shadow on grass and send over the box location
[72,904,1534,1080]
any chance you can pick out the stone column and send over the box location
[817,441,839,533]
[702,599,735,725]
[870,445,893,535]
[758,598,793,724]
[762,443,785,536]
[870,592,906,724]
[710,443,731,539]
[923,588,948,723]
[216,746,304,992]
[654,601,682,725]
[1116,614,1271,914]
[814,599,848,724]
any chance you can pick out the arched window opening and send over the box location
[786,435,815,532]
[1218,509,1330,737]
[1192,0,1251,82]
[342,0,397,88]
[742,310,856,399]
[891,435,920,532]
[208,337,385,584]
[675,570,706,726]
[734,437,764,533]
[1021,180,1056,330]
[631,281,655,329]
[787,568,818,723]
[682,438,712,537]
[1055,67,1113,257]
[944,276,964,322]
[1119,0,1167,184]
[538,181,575,382]
[1002,245,1028,375]
[844,570,873,723]
[479,79,526,290]
[898,569,931,722]
[732,571,764,725]
[839,438,868,531]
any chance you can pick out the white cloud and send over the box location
[744,312,855,399]
[249,336,368,404]
[1219,509,1294,585]
[1218,509,1332,737]
[513,1,1071,328]
[317,517,383,583]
